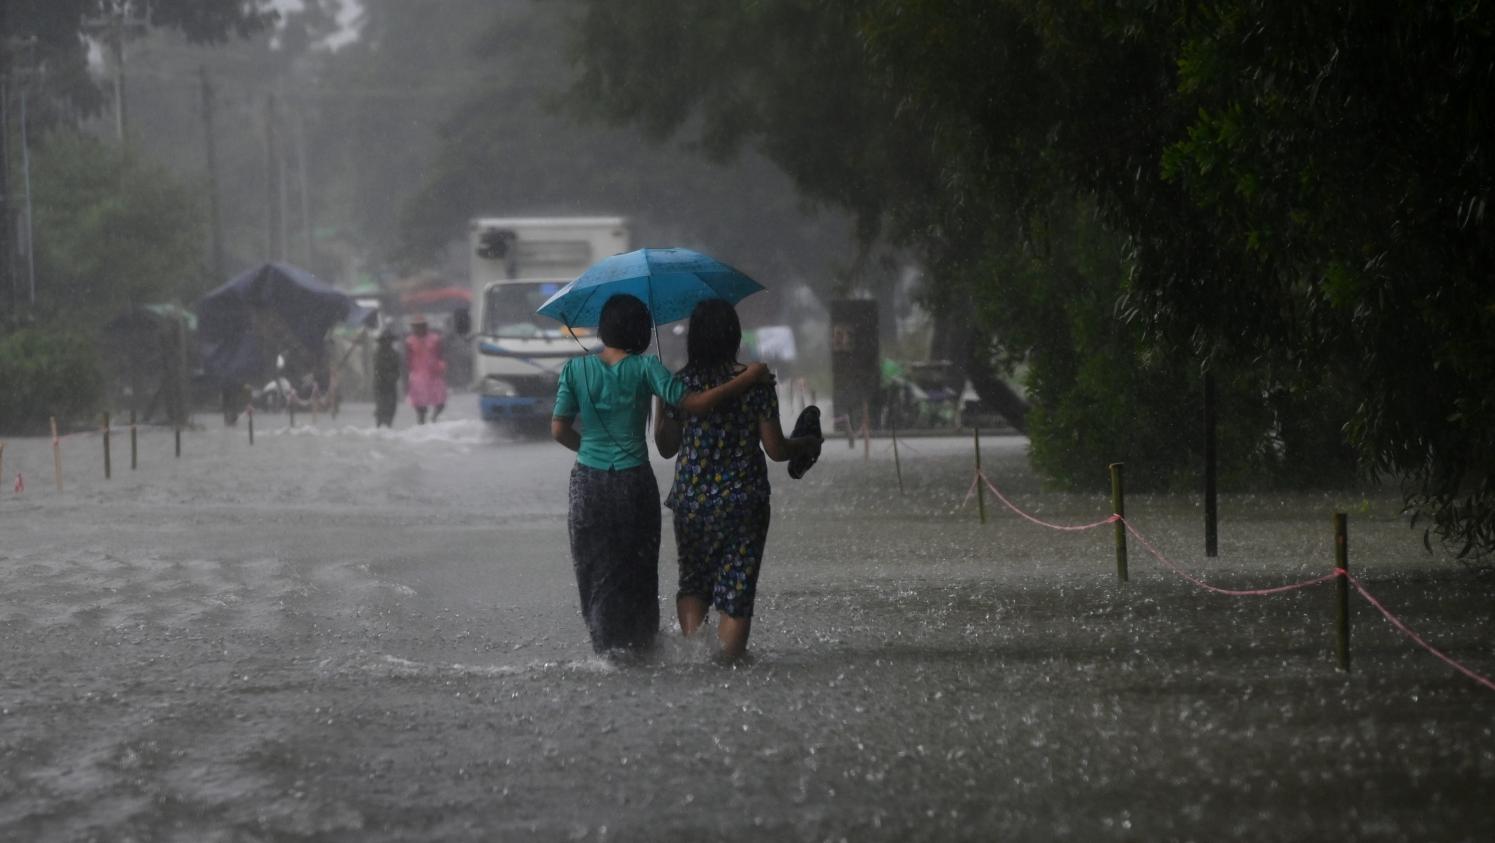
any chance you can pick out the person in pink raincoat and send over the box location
[404,314,447,423]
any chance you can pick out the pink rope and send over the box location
[968,472,1354,595]
[1346,572,1495,692]
[960,473,981,508]
[1120,517,1340,596]
[962,473,1493,691]
[978,472,1118,531]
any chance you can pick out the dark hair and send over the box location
[684,298,741,372]
[597,293,652,354]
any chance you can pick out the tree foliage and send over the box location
[0,326,104,433]
[565,0,1494,554]
[1155,1,1495,553]
[28,129,207,326]
[6,0,275,118]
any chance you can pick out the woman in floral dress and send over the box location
[655,299,823,661]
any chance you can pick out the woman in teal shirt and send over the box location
[551,294,768,656]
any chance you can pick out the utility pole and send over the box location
[19,77,34,307]
[278,128,289,263]
[263,92,282,260]
[83,3,146,144]
[293,108,312,266]
[200,66,225,282]
[3,33,38,313]
[1,4,15,318]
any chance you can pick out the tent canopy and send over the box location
[197,263,369,382]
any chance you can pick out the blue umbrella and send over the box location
[536,247,764,328]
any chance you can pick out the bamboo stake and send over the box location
[861,399,871,463]
[103,412,112,479]
[51,417,62,492]
[1204,371,1218,557]
[974,425,986,525]
[1110,462,1127,582]
[890,412,904,495]
[129,409,138,470]
[1335,513,1350,672]
[0,442,5,493]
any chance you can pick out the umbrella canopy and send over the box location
[536,247,763,327]
[400,286,472,313]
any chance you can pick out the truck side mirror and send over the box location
[452,306,471,337]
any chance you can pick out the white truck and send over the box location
[468,216,630,426]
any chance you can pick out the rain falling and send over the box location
[1,1,1492,840]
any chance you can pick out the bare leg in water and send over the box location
[677,595,752,661]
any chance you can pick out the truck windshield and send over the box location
[483,282,566,337]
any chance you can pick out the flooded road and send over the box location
[1,397,1492,841]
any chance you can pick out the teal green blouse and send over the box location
[554,354,686,470]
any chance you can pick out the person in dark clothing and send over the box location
[373,329,401,428]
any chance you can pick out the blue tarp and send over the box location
[197,263,369,383]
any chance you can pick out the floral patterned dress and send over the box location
[664,364,777,618]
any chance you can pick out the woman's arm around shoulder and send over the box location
[677,362,774,416]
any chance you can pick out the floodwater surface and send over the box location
[1,397,1492,841]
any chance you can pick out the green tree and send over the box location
[29,129,207,326]
[556,2,1406,505]
[1153,1,1495,553]
[3,0,274,129]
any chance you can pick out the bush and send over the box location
[0,326,104,434]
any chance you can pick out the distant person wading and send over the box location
[404,314,446,424]
[373,328,401,428]
[550,294,771,657]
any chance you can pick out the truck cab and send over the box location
[469,217,629,427]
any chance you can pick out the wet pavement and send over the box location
[1,396,1492,841]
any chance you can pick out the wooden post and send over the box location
[861,399,870,463]
[890,411,904,495]
[0,442,5,493]
[1334,512,1350,672]
[103,412,111,479]
[51,417,62,492]
[129,408,138,470]
[1110,462,1127,582]
[974,425,986,525]
[247,408,255,445]
[1204,371,1218,557]
[174,425,181,458]
[288,396,295,428]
